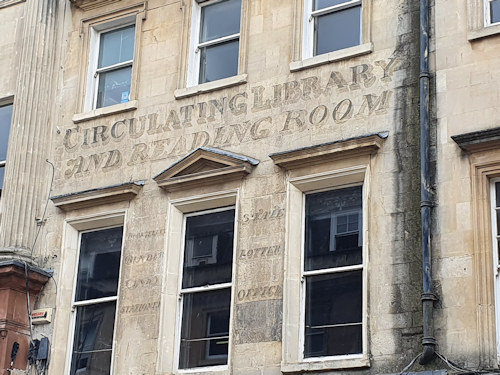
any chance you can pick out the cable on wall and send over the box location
[30,159,55,259]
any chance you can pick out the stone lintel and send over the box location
[451,127,500,153]
[153,147,259,192]
[69,0,122,11]
[269,132,388,169]
[50,181,144,211]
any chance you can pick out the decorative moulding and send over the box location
[0,0,25,9]
[451,127,500,153]
[153,147,259,191]
[50,181,144,211]
[0,260,52,294]
[269,132,388,169]
[69,0,122,11]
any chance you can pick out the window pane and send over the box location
[75,227,123,302]
[199,40,239,84]
[314,0,352,11]
[96,66,132,109]
[0,104,13,161]
[496,209,500,235]
[495,181,500,207]
[305,186,362,271]
[497,239,500,265]
[179,289,231,369]
[314,5,361,55]
[98,25,135,68]
[304,271,362,357]
[0,103,12,192]
[200,0,241,43]
[183,209,235,289]
[0,167,4,196]
[492,0,500,23]
[70,302,116,375]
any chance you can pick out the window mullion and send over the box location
[73,295,118,307]
[303,264,363,278]
[197,33,240,50]
[180,282,232,295]
[96,60,133,74]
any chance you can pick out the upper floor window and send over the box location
[188,0,242,86]
[0,103,13,196]
[70,226,123,375]
[304,0,362,57]
[91,24,135,109]
[487,0,500,25]
[178,207,235,370]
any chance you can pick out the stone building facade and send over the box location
[0,0,499,374]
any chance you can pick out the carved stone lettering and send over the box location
[61,57,401,178]
[124,252,163,266]
[237,285,283,302]
[240,245,283,259]
[127,229,166,239]
[241,206,285,224]
[124,276,160,290]
[119,301,160,314]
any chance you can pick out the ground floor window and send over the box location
[70,226,123,375]
[178,208,235,370]
[303,186,363,358]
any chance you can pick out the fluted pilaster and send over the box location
[0,0,63,264]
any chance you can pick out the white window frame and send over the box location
[291,0,372,71]
[176,206,236,372]
[490,179,500,363]
[282,166,370,372]
[186,0,242,88]
[157,190,239,375]
[62,212,126,375]
[485,0,500,26]
[302,0,362,59]
[86,17,136,111]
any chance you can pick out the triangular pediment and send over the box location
[153,147,259,191]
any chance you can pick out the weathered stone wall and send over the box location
[0,0,468,374]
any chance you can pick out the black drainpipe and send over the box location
[419,0,437,365]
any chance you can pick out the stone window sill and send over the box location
[72,100,138,124]
[282,355,369,373]
[290,43,373,72]
[468,24,500,41]
[174,74,247,100]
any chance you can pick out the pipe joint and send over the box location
[421,292,438,302]
[422,337,437,346]
[419,71,432,79]
[420,200,435,208]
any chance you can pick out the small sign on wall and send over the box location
[31,308,52,325]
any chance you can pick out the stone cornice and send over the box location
[269,132,388,169]
[451,127,500,153]
[50,181,144,211]
[69,0,122,11]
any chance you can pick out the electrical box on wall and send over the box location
[31,308,52,325]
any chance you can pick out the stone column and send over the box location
[0,0,63,264]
